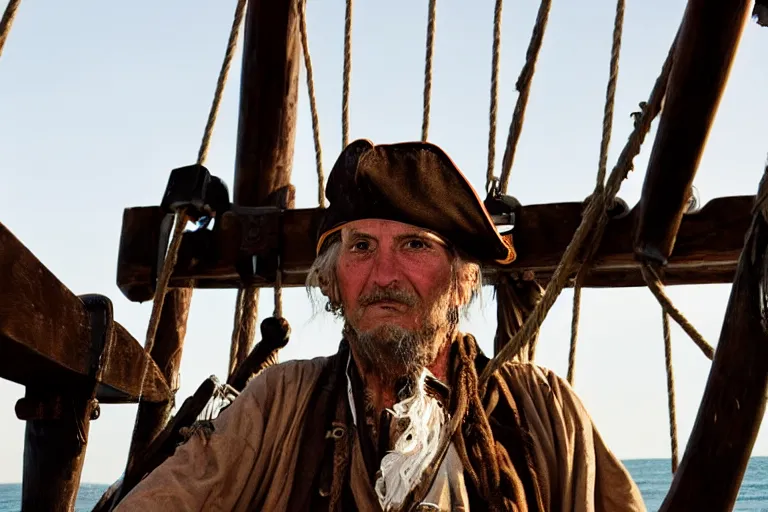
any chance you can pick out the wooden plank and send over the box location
[115,194,754,297]
[634,0,752,265]
[227,0,300,375]
[0,221,170,403]
[659,172,768,511]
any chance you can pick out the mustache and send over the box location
[358,286,418,308]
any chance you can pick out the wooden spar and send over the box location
[121,288,192,477]
[115,194,755,295]
[633,0,752,265]
[228,0,300,374]
[659,168,768,511]
[0,222,170,403]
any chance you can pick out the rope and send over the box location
[485,0,504,193]
[480,34,678,387]
[342,0,353,148]
[228,288,247,376]
[497,0,552,194]
[274,268,283,318]
[198,0,248,165]
[136,0,247,401]
[566,0,625,385]
[0,0,21,60]
[662,310,679,473]
[421,0,438,142]
[640,263,715,360]
[566,280,582,384]
[298,0,325,207]
[596,0,624,188]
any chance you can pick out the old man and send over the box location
[115,140,646,511]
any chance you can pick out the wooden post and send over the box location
[228,0,300,374]
[121,289,192,479]
[659,168,768,511]
[19,295,113,512]
[633,0,752,265]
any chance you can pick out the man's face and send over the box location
[337,219,456,331]
[336,219,464,377]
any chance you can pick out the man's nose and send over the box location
[369,249,400,288]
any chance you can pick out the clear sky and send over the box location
[0,0,767,485]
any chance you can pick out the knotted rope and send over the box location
[342,0,353,148]
[421,0,438,142]
[0,0,21,60]
[138,0,247,399]
[480,33,678,387]
[567,0,625,385]
[298,0,325,207]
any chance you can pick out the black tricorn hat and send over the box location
[316,139,516,264]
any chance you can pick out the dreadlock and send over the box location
[449,334,544,511]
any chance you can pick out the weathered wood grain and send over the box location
[0,221,169,403]
[116,194,755,296]
[659,174,768,511]
[228,0,300,376]
[634,0,752,265]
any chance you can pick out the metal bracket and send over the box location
[485,193,520,235]
[152,165,232,294]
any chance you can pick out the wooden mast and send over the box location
[228,0,300,375]
[660,165,768,511]
[633,0,752,265]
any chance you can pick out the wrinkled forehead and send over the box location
[340,218,449,246]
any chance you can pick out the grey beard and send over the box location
[344,322,438,384]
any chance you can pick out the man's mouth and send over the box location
[368,300,407,310]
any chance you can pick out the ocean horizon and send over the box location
[1,457,767,511]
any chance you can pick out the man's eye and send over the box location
[405,239,428,250]
[352,241,370,251]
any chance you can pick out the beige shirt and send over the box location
[115,357,646,511]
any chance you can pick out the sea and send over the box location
[0,457,766,511]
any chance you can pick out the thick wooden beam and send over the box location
[660,171,768,511]
[227,0,300,376]
[634,0,751,265]
[233,0,299,208]
[0,222,169,403]
[116,194,755,297]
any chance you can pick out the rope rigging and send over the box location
[299,0,325,208]
[137,0,247,402]
[0,0,21,60]
[421,0,438,142]
[662,310,679,473]
[567,0,625,386]
[641,263,715,359]
[342,0,353,148]
[480,30,678,387]
[496,0,552,196]
[485,0,504,193]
